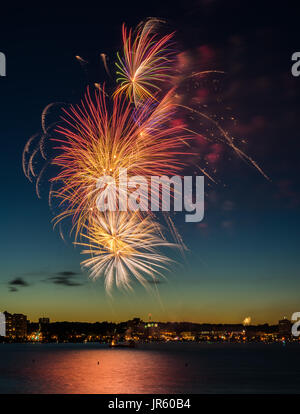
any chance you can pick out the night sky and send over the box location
[0,1,300,324]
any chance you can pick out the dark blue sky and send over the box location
[0,1,299,323]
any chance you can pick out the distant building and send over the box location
[278,318,291,336]
[144,322,160,338]
[180,331,195,341]
[4,311,27,339]
[160,329,177,340]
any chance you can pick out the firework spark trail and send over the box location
[100,53,112,78]
[41,103,65,134]
[22,134,39,181]
[179,104,269,180]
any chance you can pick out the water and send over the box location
[0,342,299,393]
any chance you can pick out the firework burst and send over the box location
[78,212,174,292]
[114,20,175,105]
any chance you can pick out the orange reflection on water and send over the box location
[19,344,186,393]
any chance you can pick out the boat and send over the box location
[109,339,136,348]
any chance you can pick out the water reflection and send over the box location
[31,347,181,393]
[0,342,299,393]
[1,343,190,393]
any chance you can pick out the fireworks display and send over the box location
[23,18,265,292]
